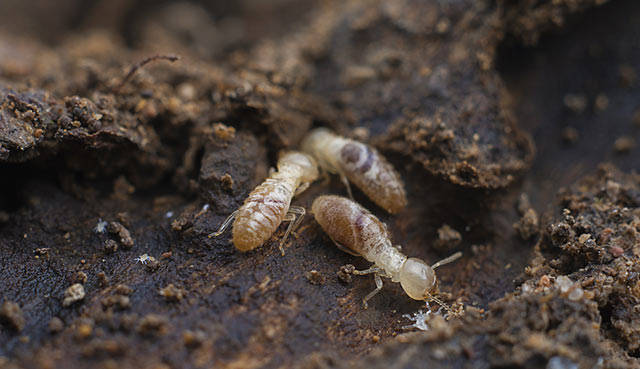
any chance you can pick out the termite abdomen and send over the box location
[302,128,407,214]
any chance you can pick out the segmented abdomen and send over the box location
[312,195,390,260]
[232,177,295,251]
[312,195,406,278]
[338,142,407,214]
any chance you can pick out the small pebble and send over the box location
[563,94,587,114]
[578,233,591,245]
[183,330,206,348]
[613,136,635,153]
[33,248,50,256]
[115,284,133,295]
[159,284,186,302]
[213,123,236,141]
[101,295,131,310]
[434,224,462,251]
[97,272,109,286]
[137,314,168,337]
[104,239,118,253]
[221,173,234,191]
[75,271,88,284]
[561,127,579,144]
[305,270,325,285]
[0,301,25,332]
[594,93,609,111]
[63,283,86,307]
[337,264,355,284]
[75,321,93,340]
[514,208,539,240]
[619,64,637,87]
[48,317,64,334]
[109,221,134,249]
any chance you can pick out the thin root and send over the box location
[114,54,181,92]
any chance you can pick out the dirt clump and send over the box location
[0,301,25,332]
[434,224,462,252]
[62,284,86,307]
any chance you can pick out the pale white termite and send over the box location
[210,151,319,255]
[312,195,462,310]
[301,128,407,214]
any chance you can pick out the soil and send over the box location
[1,0,639,368]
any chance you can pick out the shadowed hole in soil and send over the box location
[497,0,640,214]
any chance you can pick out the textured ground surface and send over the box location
[1,0,639,368]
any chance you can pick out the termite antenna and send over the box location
[208,210,238,238]
[114,54,181,92]
[431,251,462,270]
[424,292,457,318]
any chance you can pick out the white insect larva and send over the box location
[301,128,407,214]
[210,151,319,255]
[312,195,461,311]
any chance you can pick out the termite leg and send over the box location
[361,273,384,309]
[279,206,306,256]
[340,174,354,200]
[208,210,238,238]
[294,181,311,196]
[352,266,383,276]
[352,266,385,308]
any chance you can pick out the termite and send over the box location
[209,151,319,255]
[301,128,407,214]
[312,195,462,311]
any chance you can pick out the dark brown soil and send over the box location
[1,0,639,368]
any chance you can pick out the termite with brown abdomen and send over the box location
[301,128,407,214]
[210,151,319,255]
[312,195,461,312]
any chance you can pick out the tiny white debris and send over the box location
[135,254,152,264]
[547,356,578,369]
[63,283,86,307]
[94,219,108,234]
[202,204,210,212]
[555,275,573,293]
[165,211,174,218]
[568,287,584,301]
[402,308,434,331]
[555,275,584,301]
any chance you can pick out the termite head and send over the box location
[399,258,437,300]
[300,128,333,159]
[279,151,319,182]
[401,252,462,316]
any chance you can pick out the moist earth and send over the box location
[1,0,639,368]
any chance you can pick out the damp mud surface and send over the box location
[1,0,639,368]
